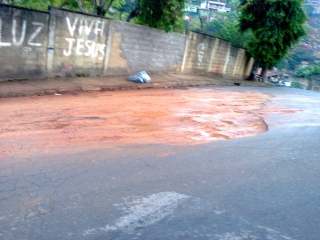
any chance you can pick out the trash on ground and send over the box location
[128,71,151,83]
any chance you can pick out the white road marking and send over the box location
[83,192,189,235]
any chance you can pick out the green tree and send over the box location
[128,0,186,32]
[12,0,125,17]
[113,0,137,21]
[204,12,248,47]
[14,0,61,10]
[280,25,320,70]
[238,0,307,82]
[293,64,320,79]
[226,0,239,11]
[53,0,125,16]
[278,3,320,71]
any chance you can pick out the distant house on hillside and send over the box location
[184,0,231,14]
[184,6,198,13]
[201,1,231,12]
[267,70,284,81]
[200,1,231,12]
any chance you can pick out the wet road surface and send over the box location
[0,86,319,239]
[1,87,293,156]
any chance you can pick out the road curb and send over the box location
[0,76,273,99]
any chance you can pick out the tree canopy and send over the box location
[129,0,186,32]
[278,3,320,72]
[5,0,184,32]
[7,0,126,17]
[200,12,248,48]
[238,0,307,79]
[293,64,320,79]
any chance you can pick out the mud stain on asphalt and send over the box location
[0,88,298,155]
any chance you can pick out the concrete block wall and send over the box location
[182,31,253,79]
[47,7,110,77]
[0,4,49,78]
[182,31,218,74]
[106,20,187,75]
[209,38,231,75]
[224,47,253,79]
[0,4,253,80]
[224,47,247,78]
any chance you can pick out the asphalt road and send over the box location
[1,86,319,240]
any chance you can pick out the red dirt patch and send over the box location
[0,88,298,156]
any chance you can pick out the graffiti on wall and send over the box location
[0,17,44,49]
[197,42,208,67]
[63,16,106,60]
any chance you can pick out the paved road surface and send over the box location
[1,86,319,240]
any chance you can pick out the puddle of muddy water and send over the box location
[0,88,298,155]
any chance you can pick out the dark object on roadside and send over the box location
[246,72,255,81]
[254,73,262,81]
[128,71,151,83]
[234,83,241,86]
[246,72,262,82]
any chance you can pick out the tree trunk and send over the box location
[95,0,111,16]
[96,6,106,15]
[104,0,115,15]
[199,17,204,32]
[60,1,69,8]
[261,66,267,83]
[127,8,138,22]
[77,0,85,12]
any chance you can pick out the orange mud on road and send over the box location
[0,88,297,156]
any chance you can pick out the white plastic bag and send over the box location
[128,71,151,83]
